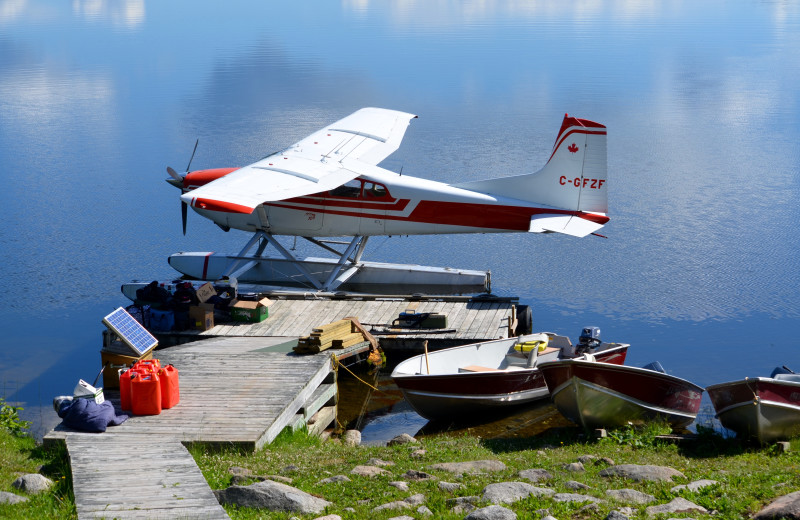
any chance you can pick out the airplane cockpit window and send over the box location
[364,182,388,199]
[329,179,362,198]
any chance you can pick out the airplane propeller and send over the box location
[166,139,199,235]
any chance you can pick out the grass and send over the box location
[0,398,75,519]
[189,422,800,519]
[2,399,799,519]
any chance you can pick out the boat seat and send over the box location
[774,374,800,383]
[459,365,499,373]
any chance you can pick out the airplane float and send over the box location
[161,107,609,295]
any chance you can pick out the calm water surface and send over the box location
[1,1,798,439]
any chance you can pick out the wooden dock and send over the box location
[156,294,518,353]
[45,337,337,519]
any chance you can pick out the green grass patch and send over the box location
[190,424,800,519]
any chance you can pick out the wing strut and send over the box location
[219,232,369,292]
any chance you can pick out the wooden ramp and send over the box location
[65,434,228,519]
[45,337,335,519]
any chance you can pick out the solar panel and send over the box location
[103,307,158,355]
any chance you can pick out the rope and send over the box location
[330,354,388,394]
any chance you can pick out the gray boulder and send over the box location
[465,505,518,520]
[372,493,425,513]
[388,433,418,445]
[518,468,553,482]
[430,459,506,475]
[214,479,331,514]
[350,465,389,477]
[12,473,53,494]
[563,462,585,472]
[343,429,361,446]
[439,481,465,493]
[753,490,800,519]
[482,481,554,504]
[389,481,410,491]
[564,480,591,490]
[316,475,350,484]
[645,497,708,516]
[0,491,28,504]
[670,479,718,493]
[599,464,685,482]
[402,469,434,481]
[606,488,657,504]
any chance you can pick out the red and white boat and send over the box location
[539,359,704,430]
[706,367,800,444]
[391,328,629,421]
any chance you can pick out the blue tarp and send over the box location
[57,398,129,433]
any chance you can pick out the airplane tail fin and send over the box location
[453,114,608,237]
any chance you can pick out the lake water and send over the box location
[1,1,799,440]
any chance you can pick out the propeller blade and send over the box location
[186,139,199,172]
[181,201,188,235]
[167,166,182,181]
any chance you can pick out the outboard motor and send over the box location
[576,326,602,355]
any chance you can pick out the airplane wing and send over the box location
[181,108,417,214]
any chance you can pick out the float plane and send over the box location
[164,108,609,294]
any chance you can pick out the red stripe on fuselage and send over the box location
[266,199,607,231]
[191,198,254,214]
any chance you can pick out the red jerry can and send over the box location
[130,373,162,415]
[134,359,161,374]
[118,368,144,411]
[158,364,180,409]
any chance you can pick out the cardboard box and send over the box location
[230,297,272,323]
[101,342,155,389]
[189,303,215,331]
[196,282,217,303]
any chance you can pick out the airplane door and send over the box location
[359,181,387,235]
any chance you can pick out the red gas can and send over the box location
[158,364,180,409]
[118,368,140,411]
[130,373,162,415]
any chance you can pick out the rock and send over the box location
[317,475,350,484]
[0,491,28,504]
[266,475,293,484]
[312,515,341,520]
[519,468,553,482]
[411,449,427,458]
[596,457,615,466]
[387,516,415,520]
[417,505,433,515]
[670,479,718,493]
[343,430,361,446]
[465,505,518,520]
[578,455,597,464]
[599,464,685,482]
[753,490,800,520]
[368,458,395,467]
[429,460,507,475]
[553,492,604,504]
[605,511,630,520]
[565,480,591,490]
[542,516,558,520]
[389,481,410,491]
[563,462,585,472]
[11,474,53,494]
[282,464,300,473]
[645,497,708,516]
[402,469,434,481]
[482,481,554,505]
[350,465,389,477]
[229,466,253,476]
[447,495,480,506]
[606,488,656,504]
[439,481,465,493]
[214,480,331,514]
[388,433,418,445]
[372,493,425,513]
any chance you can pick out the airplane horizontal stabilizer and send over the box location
[529,214,607,237]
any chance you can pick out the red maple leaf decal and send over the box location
[568,143,579,153]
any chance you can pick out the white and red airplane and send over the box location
[165,108,609,293]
